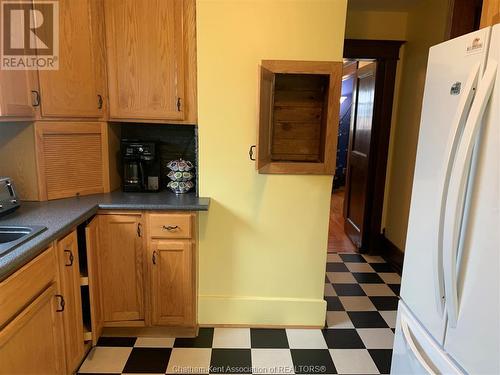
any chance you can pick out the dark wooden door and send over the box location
[343,62,376,249]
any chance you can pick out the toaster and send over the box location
[0,177,20,218]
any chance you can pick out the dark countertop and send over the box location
[0,191,210,281]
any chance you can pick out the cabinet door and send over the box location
[0,0,37,120]
[37,0,103,117]
[56,230,84,374]
[104,0,185,120]
[99,214,145,322]
[0,284,65,375]
[151,240,195,326]
[0,69,36,119]
[85,216,104,345]
[34,122,111,201]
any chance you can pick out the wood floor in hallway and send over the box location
[328,190,357,253]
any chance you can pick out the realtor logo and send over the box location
[1,0,59,70]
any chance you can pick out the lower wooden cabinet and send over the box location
[151,240,195,326]
[85,216,104,345]
[0,283,65,375]
[90,211,197,330]
[56,230,85,373]
[98,213,145,323]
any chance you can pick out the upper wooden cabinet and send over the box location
[104,0,197,123]
[255,60,342,175]
[481,0,500,27]
[0,69,36,120]
[0,121,120,201]
[36,0,105,118]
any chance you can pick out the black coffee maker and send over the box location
[121,140,160,192]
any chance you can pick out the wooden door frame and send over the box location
[343,39,404,254]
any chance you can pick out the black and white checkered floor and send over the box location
[78,253,401,374]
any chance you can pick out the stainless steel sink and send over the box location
[0,225,47,257]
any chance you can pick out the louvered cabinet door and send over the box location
[34,122,111,200]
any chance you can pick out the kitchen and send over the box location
[0,0,499,374]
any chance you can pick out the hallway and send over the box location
[328,191,357,253]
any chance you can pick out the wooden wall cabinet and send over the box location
[104,0,197,123]
[98,213,145,324]
[35,0,106,119]
[56,230,85,374]
[0,247,66,375]
[481,0,500,27]
[255,60,342,175]
[0,0,37,122]
[0,121,120,201]
[0,69,37,121]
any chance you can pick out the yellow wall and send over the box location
[345,10,408,40]
[196,0,347,326]
[383,0,450,250]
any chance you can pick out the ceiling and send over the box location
[348,0,420,12]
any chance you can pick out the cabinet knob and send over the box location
[63,249,74,266]
[162,225,179,231]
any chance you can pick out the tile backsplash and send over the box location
[119,123,198,194]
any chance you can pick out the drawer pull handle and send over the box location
[163,225,179,231]
[152,250,157,265]
[64,250,74,266]
[56,294,65,312]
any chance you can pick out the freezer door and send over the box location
[400,28,490,344]
[442,24,500,375]
[391,301,464,375]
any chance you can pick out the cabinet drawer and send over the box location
[149,214,192,239]
[0,246,56,327]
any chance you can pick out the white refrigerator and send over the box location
[391,25,500,374]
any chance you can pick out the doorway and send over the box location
[327,40,403,254]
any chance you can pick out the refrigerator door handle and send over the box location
[401,316,438,375]
[436,62,480,315]
[442,59,498,328]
